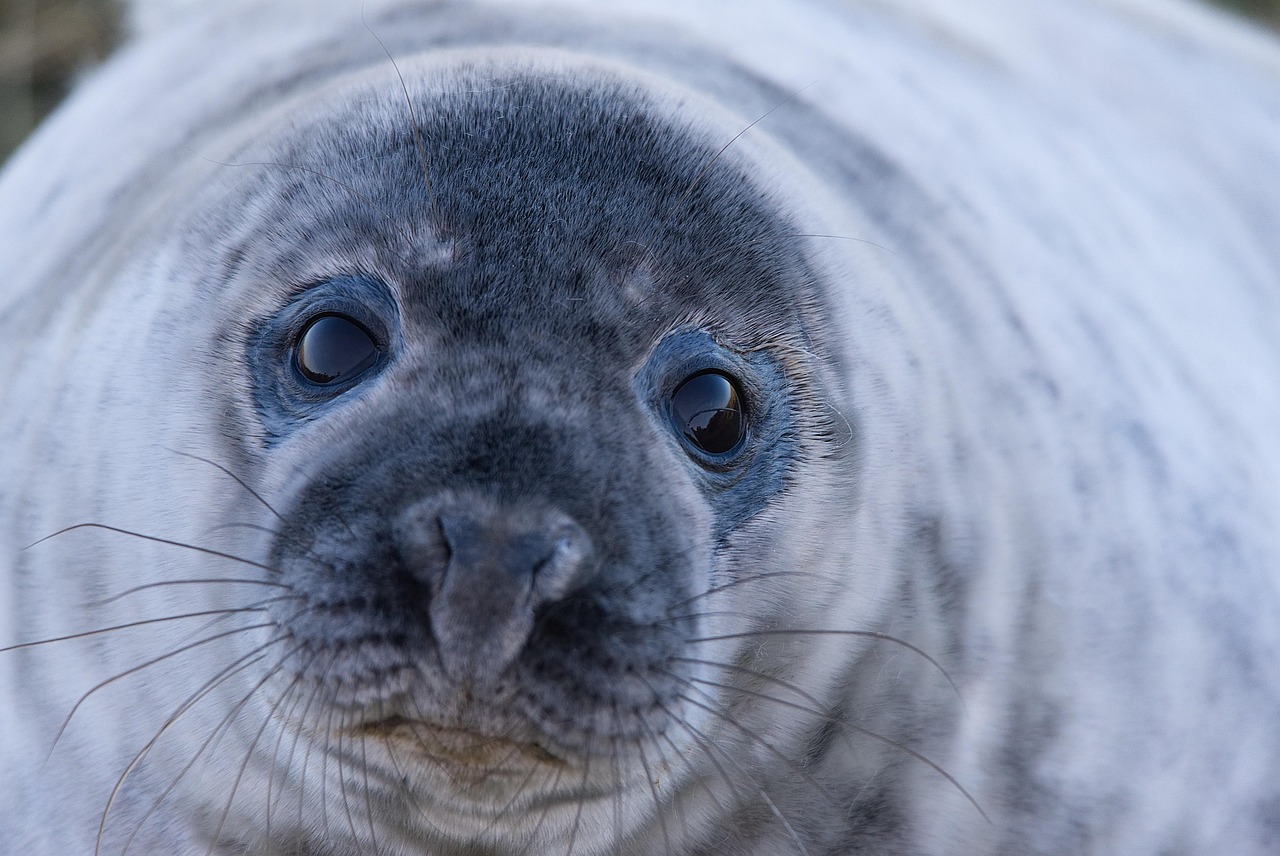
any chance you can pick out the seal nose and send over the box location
[394,495,593,683]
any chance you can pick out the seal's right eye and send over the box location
[294,313,379,385]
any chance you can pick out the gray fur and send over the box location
[1,1,1279,854]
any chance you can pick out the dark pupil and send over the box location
[671,371,746,455]
[296,314,378,384]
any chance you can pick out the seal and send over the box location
[2,1,1280,853]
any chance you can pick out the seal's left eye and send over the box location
[670,370,748,457]
[295,314,379,385]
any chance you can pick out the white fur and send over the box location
[2,1,1279,853]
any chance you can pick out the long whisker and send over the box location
[673,687,837,804]
[94,640,285,856]
[677,82,816,206]
[356,714,383,855]
[685,628,962,704]
[375,697,459,839]
[104,597,319,850]
[204,652,309,856]
[2,607,276,654]
[628,703,673,856]
[295,651,344,843]
[515,747,570,856]
[649,712,731,817]
[24,522,277,574]
[644,683,808,856]
[46,619,282,762]
[335,640,382,854]
[124,654,300,856]
[664,570,820,613]
[608,706,626,847]
[163,448,287,522]
[334,711,363,848]
[563,725,594,856]
[360,7,440,227]
[654,608,788,627]
[265,647,324,841]
[781,232,900,258]
[86,578,290,607]
[676,664,989,823]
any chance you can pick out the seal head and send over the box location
[155,53,870,853]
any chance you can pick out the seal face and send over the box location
[188,61,866,854]
[4,2,1280,855]
[234,68,838,842]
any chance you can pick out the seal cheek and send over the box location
[393,493,595,685]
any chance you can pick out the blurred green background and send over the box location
[0,0,1277,164]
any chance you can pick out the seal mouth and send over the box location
[352,715,569,771]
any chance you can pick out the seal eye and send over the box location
[295,313,379,385]
[670,370,747,456]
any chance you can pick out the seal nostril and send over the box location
[436,509,481,565]
[435,507,589,587]
[440,510,534,578]
[392,498,453,590]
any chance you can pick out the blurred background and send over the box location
[0,0,1278,164]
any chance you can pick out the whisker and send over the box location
[94,639,288,856]
[672,687,837,805]
[649,710,730,817]
[630,712,673,856]
[402,697,471,793]
[294,651,344,843]
[781,231,900,259]
[360,7,441,228]
[645,683,808,856]
[685,628,962,704]
[265,647,323,841]
[608,706,625,848]
[653,608,781,627]
[677,666,989,823]
[87,578,290,607]
[318,672,348,845]
[24,522,277,574]
[331,700,366,851]
[515,749,570,856]
[203,654,309,856]
[339,641,383,854]
[677,82,816,206]
[163,448,287,523]
[377,697,458,839]
[2,606,276,654]
[563,727,594,856]
[608,530,729,606]
[632,706,696,854]
[46,619,281,762]
[127,658,298,856]
[358,727,383,855]
[664,570,820,613]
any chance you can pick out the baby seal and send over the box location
[2,0,1280,853]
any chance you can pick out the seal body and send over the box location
[2,1,1279,853]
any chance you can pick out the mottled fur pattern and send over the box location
[2,1,1279,854]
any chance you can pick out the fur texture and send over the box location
[1,1,1279,854]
